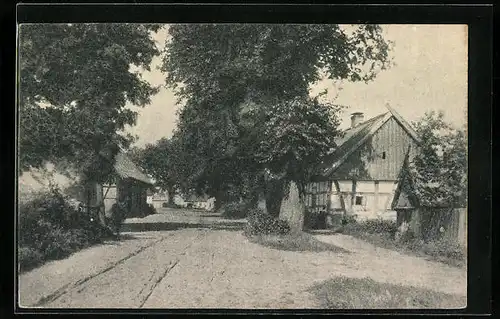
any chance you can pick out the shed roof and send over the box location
[113,152,154,185]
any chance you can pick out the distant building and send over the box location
[99,151,155,219]
[149,189,188,209]
[306,105,420,222]
[18,150,155,222]
[184,194,215,211]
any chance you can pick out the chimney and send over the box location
[350,112,364,128]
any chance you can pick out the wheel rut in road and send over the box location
[41,230,206,308]
[34,235,168,307]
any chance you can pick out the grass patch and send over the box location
[342,229,466,268]
[341,219,466,268]
[309,276,466,309]
[248,231,349,253]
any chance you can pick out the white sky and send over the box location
[126,24,468,147]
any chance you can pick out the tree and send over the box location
[240,96,344,217]
[18,23,161,183]
[172,101,247,209]
[409,111,467,208]
[162,24,392,222]
[129,138,179,205]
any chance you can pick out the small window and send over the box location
[355,196,363,205]
[382,151,386,159]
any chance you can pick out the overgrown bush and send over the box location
[340,216,465,267]
[144,203,157,216]
[18,246,43,271]
[220,202,250,219]
[343,218,398,239]
[17,188,111,272]
[420,237,465,261]
[162,202,182,208]
[304,210,328,229]
[244,208,291,236]
[341,214,357,225]
[396,228,417,244]
[108,201,128,235]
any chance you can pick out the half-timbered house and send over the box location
[305,105,420,221]
[84,151,154,222]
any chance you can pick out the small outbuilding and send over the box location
[82,151,155,223]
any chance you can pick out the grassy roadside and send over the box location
[341,228,466,268]
[247,231,349,253]
[309,276,466,309]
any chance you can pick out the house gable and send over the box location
[332,116,419,180]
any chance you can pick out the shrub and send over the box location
[108,201,128,235]
[18,189,111,270]
[144,203,157,216]
[341,214,357,225]
[244,208,291,236]
[343,218,398,239]
[38,226,75,260]
[18,246,43,271]
[220,202,250,219]
[162,202,182,208]
[18,189,69,243]
[304,210,328,229]
[396,229,417,244]
[421,237,465,261]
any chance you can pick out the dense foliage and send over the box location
[128,138,180,203]
[18,188,112,271]
[18,23,161,182]
[244,208,291,236]
[162,24,393,211]
[409,111,467,208]
[219,202,252,219]
[341,216,465,267]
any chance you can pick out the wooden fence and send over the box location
[397,207,467,247]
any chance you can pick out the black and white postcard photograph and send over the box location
[14,12,486,311]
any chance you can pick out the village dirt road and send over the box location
[19,209,466,309]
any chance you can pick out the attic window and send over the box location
[382,151,386,159]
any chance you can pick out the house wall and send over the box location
[103,184,117,217]
[101,179,151,218]
[332,117,418,181]
[190,198,216,210]
[305,117,419,222]
[305,180,398,220]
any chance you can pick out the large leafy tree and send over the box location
[128,138,181,205]
[18,23,161,183]
[239,95,344,216]
[409,111,467,208]
[162,24,392,216]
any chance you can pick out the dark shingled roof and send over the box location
[113,151,154,185]
[315,112,390,178]
[314,105,420,179]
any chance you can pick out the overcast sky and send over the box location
[126,24,468,147]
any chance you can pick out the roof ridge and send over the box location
[320,112,393,177]
[342,112,389,133]
[384,104,421,144]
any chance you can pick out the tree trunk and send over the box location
[257,192,267,213]
[265,178,285,218]
[279,181,305,233]
[214,190,227,212]
[167,186,175,205]
[248,171,267,212]
[95,183,107,227]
